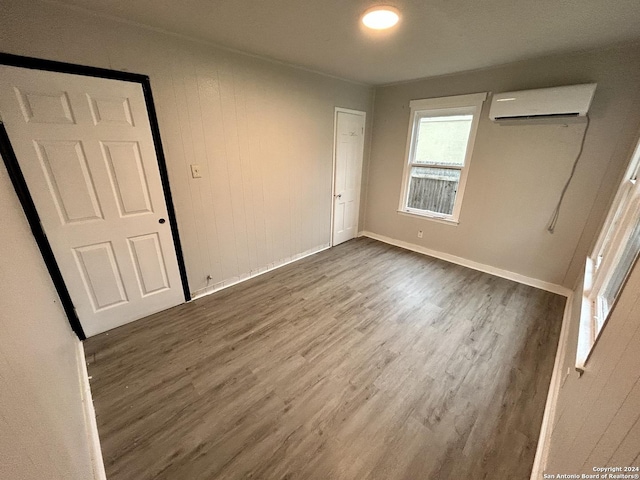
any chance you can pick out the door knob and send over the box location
[336,194,342,198]
[159,218,166,224]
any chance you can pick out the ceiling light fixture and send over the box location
[361,6,400,30]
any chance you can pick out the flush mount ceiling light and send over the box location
[361,6,400,30]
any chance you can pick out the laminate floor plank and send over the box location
[85,237,565,480]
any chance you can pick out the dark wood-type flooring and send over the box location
[85,237,565,480]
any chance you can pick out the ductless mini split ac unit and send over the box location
[489,83,597,121]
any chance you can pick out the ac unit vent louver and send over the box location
[489,84,596,122]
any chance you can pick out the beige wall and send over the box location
[0,0,374,296]
[0,158,94,479]
[364,43,640,288]
[544,259,640,473]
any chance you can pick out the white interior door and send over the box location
[332,108,365,246]
[0,65,185,337]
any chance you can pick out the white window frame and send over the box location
[398,92,487,224]
[577,135,640,370]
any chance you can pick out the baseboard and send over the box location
[191,243,331,300]
[359,231,571,297]
[76,341,107,480]
[529,294,574,479]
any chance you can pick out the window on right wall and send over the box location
[578,135,640,369]
[398,92,487,224]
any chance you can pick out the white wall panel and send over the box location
[0,158,94,479]
[0,0,374,297]
[545,261,640,473]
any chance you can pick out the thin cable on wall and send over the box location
[547,115,591,234]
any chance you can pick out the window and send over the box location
[398,92,487,223]
[577,136,640,369]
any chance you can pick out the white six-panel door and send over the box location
[0,65,185,337]
[332,109,365,246]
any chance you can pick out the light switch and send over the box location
[190,164,202,178]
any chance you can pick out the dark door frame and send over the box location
[0,52,191,340]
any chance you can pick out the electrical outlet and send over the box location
[190,164,202,178]
[418,230,423,238]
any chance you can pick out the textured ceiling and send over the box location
[52,0,640,85]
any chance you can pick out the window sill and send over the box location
[576,295,592,372]
[576,257,596,372]
[397,209,460,226]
